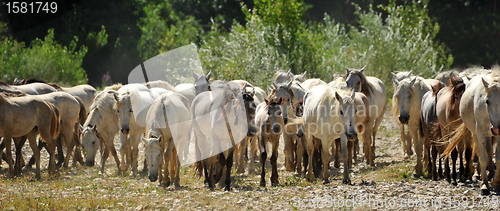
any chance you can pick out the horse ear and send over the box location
[141,137,148,145]
[410,77,417,86]
[265,98,269,104]
[206,71,212,81]
[301,71,307,77]
[391,72,397,80]
[79,124,84,132]
[345,67,350,74]
[287,69,293,77]
[286,80,293,89]
[272,82,278,89]
[252,87,255,96]
[192,71,200,80]
[267,85,273,94]
[482,77,490,89]
[335,91,342,102]
[113,92,119,101]
[407,70,412,77]
[360,66,365,73]
[393,76,399,86]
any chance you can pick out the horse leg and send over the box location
[487,137,496,180]
[26,133,41,179]
[225,149,234,191]
[410,127,423,177]
[14,137,26,176]
[463,136,474,182]
[100,144,110,174]
[400,124,406,158]
[477,135,492,195]
[450,147,458,185]
[305,133,315,182]
[491,135,500,192]
[26,138,45,168]
[296,136,305,175]
[424,130,432,179]
[108,136,122,174]
[321,140,331,184]
[54,136,65,168]
[353,137,358,165]
[283,132,294,172]
[248,136,257,174]
[341,135,350,184]
[365,125,374,166]
[347,140,353,168]
[236,136,248,173]
[163,141,174,187]
[431,145,438,181]
[334,138,340,168]
[259,134,267,187]
[118,132,128,171]
[271,139,279,186]
[4,136,14,178]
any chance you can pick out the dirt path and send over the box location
[0,110,496,210]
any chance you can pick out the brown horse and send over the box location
[0,93,59,178]
[255,97,286,186]
[433,77,473,184]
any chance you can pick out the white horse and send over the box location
[345,67,387,162]
[80,84,123,174]
[442,69,500,195]
[392,77,431,177]
[142,91,191,188]
[114,84,170,176]
[192,85,248,190]
[299,85,357,184]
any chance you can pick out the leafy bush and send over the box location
[200,13,289,89]
[0,29,88,85]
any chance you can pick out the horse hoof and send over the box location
[224,186,231,191]
[323,179,330,185]
[342,179,351,185]
[481,188,491,196]
[260,181,266,187]
[451,181,457,186]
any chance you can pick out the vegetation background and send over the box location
[0,0,498,93]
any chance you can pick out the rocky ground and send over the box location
[0,111,498,210]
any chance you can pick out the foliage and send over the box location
[0,29,88,85]
[200,13,289,89]
[136,0,202,61]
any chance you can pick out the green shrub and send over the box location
[0,29,88,86]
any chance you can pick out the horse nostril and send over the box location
[284,117,288,124]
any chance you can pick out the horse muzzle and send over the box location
[247,126,257,136]
[121,128,129,135]
[284,117,288,125]
[346,132,358,140]
[399,115,410,124]
[297,127,305,138]
[149,175,158,182]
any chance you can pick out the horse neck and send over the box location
[359,74,374,96]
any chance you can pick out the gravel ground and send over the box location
[1,110,498,210]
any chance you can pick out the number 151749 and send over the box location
[5,2,57,14]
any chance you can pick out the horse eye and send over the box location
[486,100,490,105]
[117,110,120,113]
[129,109,133,112]
[340,110,344,116]
[92,141,95,145]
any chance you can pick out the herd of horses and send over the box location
[1,66,500,195]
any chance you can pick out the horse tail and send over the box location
[194,141,203,177]
[430,122,441,143]
[48,102,60,139]
[440,123,469,159]
[74,96,87,125]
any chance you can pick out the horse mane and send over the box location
[349,70,376,99]
[103,83,123,91]
[431,82,445,96]
[14,78,63,90]
[273,70,292,83]
[391,78,417,122]
[0,81,11,86]
[293,98,303,108]
[447,77,466,115]
[268,83,295,103]
[87,90,119,123]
